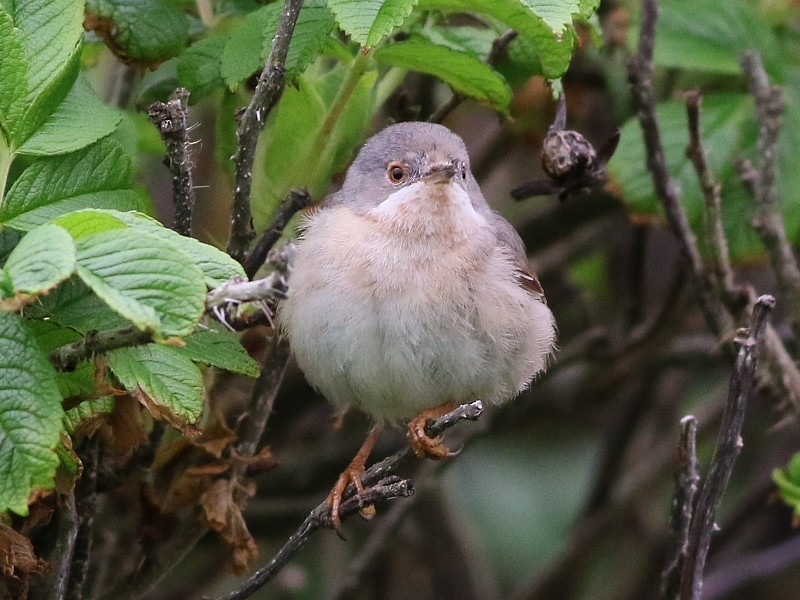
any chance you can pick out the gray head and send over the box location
[327,122,490,214]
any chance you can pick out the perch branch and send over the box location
[660,416,699,600]
[429,30,517,123]
[227,0,305,263]
[737,52,800,336]
[627,0,733,338]
[53,494,80,600]
[148,88,196,237]
[678,295,774,599]
[217,401,484,600]
[684,91,737,302]
[243,189,311,278]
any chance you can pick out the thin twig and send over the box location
[243,189,311,279]
[627,0,733,339]
[684,90,737,302]
[227,0,305,263]
[67,439,100,600]
[678,294,775,599]
[660,415,699,600]
[148,88,197,237]
[216,401,483,600]
[53,494,80,600]
[429,30,517,123]
[737,52,800,336]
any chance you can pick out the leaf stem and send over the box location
[0,134,13,209]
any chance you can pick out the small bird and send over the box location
[278,122,556,529]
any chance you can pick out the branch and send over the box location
[52,494,80,600]
[148,88,197,237]
[216,401,484,600]
[243,189,311,279]
[429,30,517,123]
[684,90,737,303]
[627,0,733,338]
[660,416,699,600]
[736,52,800,336]
[227,0,305,263]
[678,294,775,599]
[49,326,153,372]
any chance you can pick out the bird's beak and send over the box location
[422,162,457,184]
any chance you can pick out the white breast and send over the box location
[278,183,556,423]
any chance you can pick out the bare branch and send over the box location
[627,0,733,338]
[679,294,775,599]
[737,52,800,336]
[148,88,196,237]
[660,416,699,600]
[227,0,305,263]
[49,326,153,372]
[684,91,737,302]
[52,494,79,600]
[244,189,311,278]
[216,401,483,600]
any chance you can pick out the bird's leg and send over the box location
[406,401,460,459]
[326,427,379,534]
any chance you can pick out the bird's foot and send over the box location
[406,402,460,459]
[326,428,379,537]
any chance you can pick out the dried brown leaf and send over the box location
[200,479,257,574]
[132,387,201,438]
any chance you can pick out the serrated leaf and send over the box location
[177,33,228,101]
[74,228,206,337]
[18,75,123,157]
[1,137,144,230]
[112,212,246,288]
[108,345,204,430]
[328,0,417,47]
[85,0,189,62]
[0,8,28,146]
[419,0,575,78]
[220,0,334,89]
[635,0,780,76]
[178,330,260,376]
[521,0,579,36]
[3,224,75,296]
[63,397,115,435]
[52,210,129,240]
[375,40,512,112]
[0,311,63,515]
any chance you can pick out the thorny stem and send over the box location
[148,88,196,237]
[678,295,775,600]
[227,0,305,263]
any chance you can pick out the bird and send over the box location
[277,122,556,530]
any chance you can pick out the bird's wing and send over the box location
[487,211,547,302]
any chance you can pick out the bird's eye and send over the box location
[387,162,407,185]
[460,164,467,180]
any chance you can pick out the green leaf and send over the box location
[521,0,580,35]
[220,0,335,90]
[12,0,84,144]
[254,68,376,229]
[419,0,575,78]
[178,330,260,376]
[177,33,228,101]
[3,224,75,296]
[375,40,512,112]
[0,8,28,146]
[18,75,122,157]
[74,228,206,337]
[108,345,204,430]
[63,397,115,435]
[52,209,129,240]
[328,0,417,47]
[85,0,189,62]
[634,0,781,76]
[1,137,145,230]
[0,312,63,515]
[111,212,246,288]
